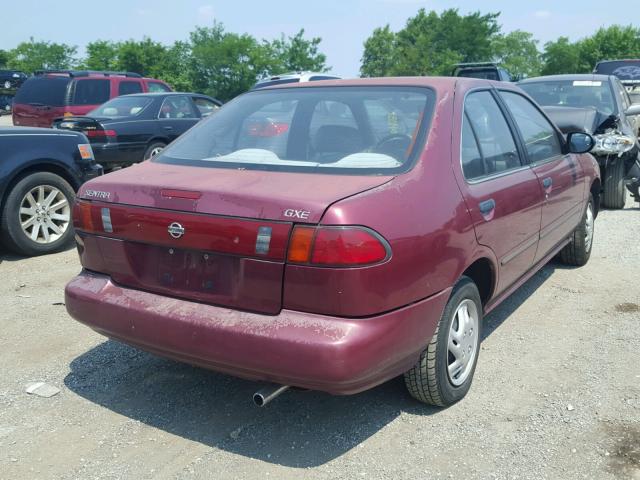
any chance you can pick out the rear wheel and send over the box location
[602,160,626,209]
[144,142,166,160]
[1,172,75,256]
[404,277,482,406]
[560,195,595,267]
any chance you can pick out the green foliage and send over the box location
[361,9,500,77]
[84,40,118,70]
[188,22,274,101]
[0,50,8,68]
[541,37,581,75]
[576,25,640,72]
[542,25,640,75]
[266,29,328,73]
[7,38,77,72]
[491,30,542,79]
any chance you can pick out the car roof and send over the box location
[518,74,612,84]
[253,76,512,92]
[118,92,212,98]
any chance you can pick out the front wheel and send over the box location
[1,172,75,256]
[404,277,482,406]
[602,160,626,209]
[559,194,595,267]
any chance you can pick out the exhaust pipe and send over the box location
[253,384,290,407]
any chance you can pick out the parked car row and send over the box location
[0,69,28,115]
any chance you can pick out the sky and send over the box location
[1,0,637,77]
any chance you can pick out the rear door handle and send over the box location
[478,198,496,215]
[542,177,553,189]
[163,126,174,131]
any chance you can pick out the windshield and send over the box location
[519,80,616,115]
[595,61,640,81]
[155,86,435,175]
[89,96,153,118]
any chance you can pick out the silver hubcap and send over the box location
[148,147,163,158]
[3,81,10,89]
[447,299,479,386]
[19,185,70,244]
[584,203,594,252]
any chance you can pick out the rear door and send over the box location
[67,78,111,116]
[157,95,200,140]
[455,89,543,295]
[117,80,144,96]
[499,90,584,263]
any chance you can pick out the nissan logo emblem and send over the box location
[168,222,185,239]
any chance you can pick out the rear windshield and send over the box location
[155,86,435,175]
[89,96,153,118]
[519,80,616,115]
[71,79,111,106]
[595,61,640,81]
[13,77,70,106]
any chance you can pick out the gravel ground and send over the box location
[1,194,639,480]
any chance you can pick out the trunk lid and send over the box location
[53,116,112,143]
[77,161,393,314]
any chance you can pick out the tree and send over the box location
[576,25,640,72]
[114,38,169,76]
[189,22,274,101]
[266,29,328,73]
[541,37,581,75]
[84,40,118,71]
[7,38,77,73]
[492,30,542,79]
[0,50,8,68]
[360,9,501,77]
[360,25,396,77]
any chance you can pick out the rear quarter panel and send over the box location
[283,86,484,317]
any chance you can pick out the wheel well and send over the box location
[462,258,495,306]
[1,163,78,213]
[590,179,601,217]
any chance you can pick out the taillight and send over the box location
[73,200,112,234]
[287,226,390,267]
[85,129,116,138]
[73,200,97,232]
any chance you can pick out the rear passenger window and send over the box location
[71,79,111,105]
[119,81,143,96]
[462,91,521,180]
[148,82,171,93]
[500,91,562,163]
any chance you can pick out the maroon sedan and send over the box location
[65,78,600,407]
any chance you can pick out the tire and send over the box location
[143,142,166,160]
[0,172,75,256]
[602,160,626,209]
[404,277,482,406]
[560,195,595,267]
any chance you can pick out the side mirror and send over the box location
[567,132,595,154]
[625,104,640,116]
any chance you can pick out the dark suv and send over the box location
[12,70,172,128]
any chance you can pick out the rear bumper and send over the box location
[65,271,450,395]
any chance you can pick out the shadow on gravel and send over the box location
[0,244,75,264]
[64,261,562,468]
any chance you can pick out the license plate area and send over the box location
[155,246,234,297]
